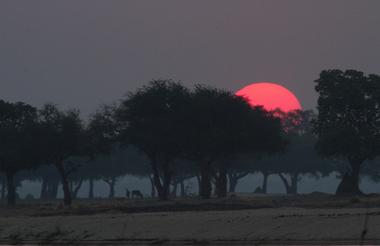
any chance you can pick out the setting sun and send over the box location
[235,82,302,112]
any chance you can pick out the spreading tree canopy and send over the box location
[314,69,380,195]
[0,100,40,205]
[37,104,86,205]
[186,85,286,198]
[116,79,191,200]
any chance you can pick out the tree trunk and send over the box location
[180,180,185,197]
[151,159,165,200]
[228,172,248,193]
[6,171,16,206]
[149,175,156,198]
[262,172,269,194]
[278,173,298,194]
[278,173,291,194]
[289,173,299,194]
[336,158,363,195]
[69,180,74,197]
[0,178,5,200]
[88,178,94,199]
[49,180,59,199]
[161,163,172,200]
[215,167,227,198]
[200,161,212,199]
[108,178,116,198]
[40,178,48,199]
[72,179,83,199]
[171,182,178,198]
[228,174,238,193]
[196,175,201,196]
[55,161,72,206]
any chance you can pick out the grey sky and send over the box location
[1,0,380,116]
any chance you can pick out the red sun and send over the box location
[235,82,302,112]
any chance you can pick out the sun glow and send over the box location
[236,82,302,112]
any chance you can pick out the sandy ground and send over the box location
[1,196,380,245]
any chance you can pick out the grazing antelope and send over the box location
[131,190,144,199]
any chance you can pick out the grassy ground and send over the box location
[0,193,379,245]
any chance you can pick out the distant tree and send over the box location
[362,160,380,185]
[121,146,153,197]
[256,110,333,194]
[281,110,327,193]
[117,80,191,200]
[0,100,40,205]
[37,104,86,205]
[63,157,89,199]
[15,166,60,200]
[26,165,60,200]
[84,104,119,199]
[96,146,131,198]
[170,159,197,197]
[314,69,380,195]
[39,166,60,200]
[85,104,118,158]
[227,167,249,193]
[225,155,259,193]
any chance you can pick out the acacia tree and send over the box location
[260,133,331,194]
[226,155,262,193]
[37,104,86,205]
[86,104,118,158]
[0,100,40,205]
[185,86,249,199]
[84,104,119,199]
[227,169,249,193]
[314,69,380,195]
[279,110,326,194]
[121,146,153,197]
[38,166,60,199]
[362,160,380,185]
[256,110,333,194]
[95,146,132,198]
[117,80,191,200]
[170,159,197,197]
[186,86,285,198]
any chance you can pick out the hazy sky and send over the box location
[1,1,380,116]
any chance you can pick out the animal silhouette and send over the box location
[132,190,143,199]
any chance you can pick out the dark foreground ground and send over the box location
[0,193,380,245]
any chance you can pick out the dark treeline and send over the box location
[1,69,380,206]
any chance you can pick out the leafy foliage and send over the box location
[314,69,380,194]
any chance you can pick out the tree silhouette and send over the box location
[93,145,130,198]
[170,159,197,197]
[186,86,285,198]
[362,160,380,185]
[247,110,332,194]
[314,69,380,195]
[85,104,118,159]
[0,100,40,205]
[117,80,191,200]
[227,172,249,193]
[37,166,60,199]
[185,86,247,198]
[37,104,86,205]
[280,110,330,194]
[121,146,153,197]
